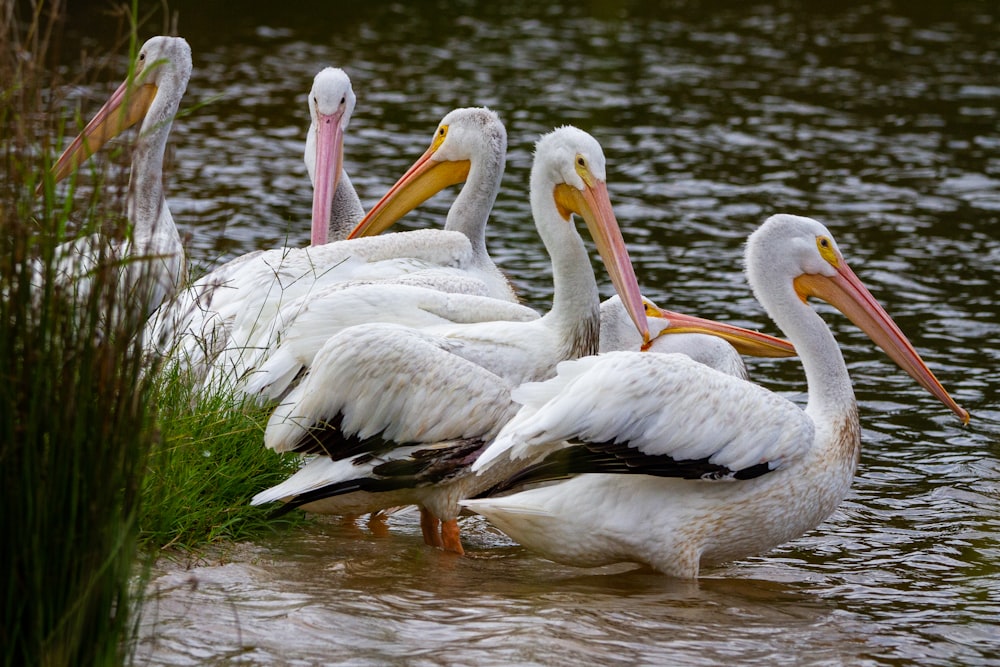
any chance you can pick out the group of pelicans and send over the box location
[45,36,969,577]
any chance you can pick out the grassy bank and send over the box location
[2,3,305,665]
[141,368,305,554]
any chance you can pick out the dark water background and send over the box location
[48,0,1000,663]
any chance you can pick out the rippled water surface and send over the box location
[54,0,1000,663]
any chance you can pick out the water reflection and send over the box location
[140,516,846,666]
[49,0,1000,664]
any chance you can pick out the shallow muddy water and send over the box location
[48,0,1000,663]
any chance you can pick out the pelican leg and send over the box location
[420,507,443,547]
[440,519,464,555]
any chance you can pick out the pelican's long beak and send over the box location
[310,109,346,246]
[646,304,796,357]
[794,261,969,423]
[347,143,470,239]
[555,180,649,343]
[43,77,158,193]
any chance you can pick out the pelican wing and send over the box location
[252,437,485,513]
[239,283,538,401]
[148,229,497,373]
[474,350,813,479]
[265,322,519,457]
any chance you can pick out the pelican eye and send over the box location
[816,235,839,266]
[139,52,146,61]
[430,124,449,150]
[573,153,594,186]
[340,95,346,105]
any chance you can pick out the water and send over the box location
[52,0,1000,663]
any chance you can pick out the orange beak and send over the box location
[41,77,157,194]
[645,305,796,357]
[554,180,649,344]
[795,260,969,423]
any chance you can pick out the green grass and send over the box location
[1,3,307,665]
[1,5,155,665]
[2,51,155,667]
[141,367,307,553]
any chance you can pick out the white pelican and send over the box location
[463,214,969,577]
[347,106,517,302]
[348,108,787,380]
[253,126,651,553]
[42,36,190,316]
[253,128,792,553]
[249,300,797,535]
[304,67,364,244]
[146,109,520,377]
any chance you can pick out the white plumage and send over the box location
[147,230,498,372]
[464,213,968,577]
[474,351,807,475]
[252,126,651,554]
[600,295,754,379]
[235,283,540,401]
[147,107,524,382]
[43,36,190,317]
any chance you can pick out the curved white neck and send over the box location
[531,177,601,359]
[753,270,856,427]
[442,143,504,266]
[126,130,170,253]
[126,71,186,305]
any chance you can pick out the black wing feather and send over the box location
[288,412,416,460]
[269,439,486,517]
[482,439,774,496]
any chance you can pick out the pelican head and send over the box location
[306,67,356,245]
[747,213,969,423]
[45,36,192,191]
[534,126,649,343]
[347,107,505,239]
[600,294,796,357]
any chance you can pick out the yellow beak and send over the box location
[347,144,470,239]
[644,304,796,357]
